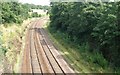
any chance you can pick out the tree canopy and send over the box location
[0,2,50,24]
[50,2,120,67]
[1,2,30,24]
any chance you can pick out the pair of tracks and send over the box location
[21,18,75,74]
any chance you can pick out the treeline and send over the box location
[50,2,120,68]
[26,4,51,14]
[25,3,50,10]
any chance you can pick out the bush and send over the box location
[32,12,38,17]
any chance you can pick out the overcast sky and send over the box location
[19,0,50,6]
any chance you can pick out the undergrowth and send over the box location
[0,18,35,73]
[45,24,117,73]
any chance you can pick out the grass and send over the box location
[44,22,115,73]
[0,24,21,72]
[0,18,37,73]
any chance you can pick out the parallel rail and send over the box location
[21,18,75,74]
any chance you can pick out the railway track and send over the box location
[21,17,75,74]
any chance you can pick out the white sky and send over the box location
[19,0,50,6]
[19,0,119,5]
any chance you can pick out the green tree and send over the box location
[1,2,30,24]
[50,2,120,67]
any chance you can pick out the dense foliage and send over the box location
[0,2,50,24]
[1,2,30,24]
[50,2,120,67]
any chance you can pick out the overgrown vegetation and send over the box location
[0,19,34,72]
[49,2,120,72]
[47,25,113,73]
